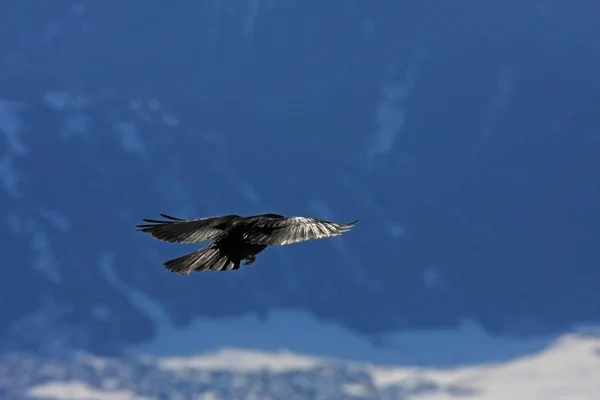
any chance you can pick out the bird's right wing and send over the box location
[136,214,240,243]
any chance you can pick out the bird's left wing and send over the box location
[243,216,358,245]
[137,214,240,243]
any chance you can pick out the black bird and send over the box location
[136,213,358,275]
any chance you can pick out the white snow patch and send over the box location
[341,382,370,397]
[27,380,151,400]
[198,392,222,400]
[77,353,111,371]
[158,347,320,373]
[365,333,600,399]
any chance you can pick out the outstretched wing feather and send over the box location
[243,217,358,245]
[137,214,240,243]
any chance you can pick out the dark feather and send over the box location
[136,214,240,244]
[163,244,241,275]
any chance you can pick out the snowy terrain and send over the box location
[2,329,599,400]
[3,305,599,399]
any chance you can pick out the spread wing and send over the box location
[136,213,240,243]
[243,216,358,246]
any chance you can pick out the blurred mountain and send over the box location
[1,0,600,359]
[2,332,600,400]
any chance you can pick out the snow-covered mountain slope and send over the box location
[1,0,600,368]
[2,330,599,400]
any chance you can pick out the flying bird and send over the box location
[136,213,358,275]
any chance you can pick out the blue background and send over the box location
[1,0,599,364]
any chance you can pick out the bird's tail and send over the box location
[164,244,240,275]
